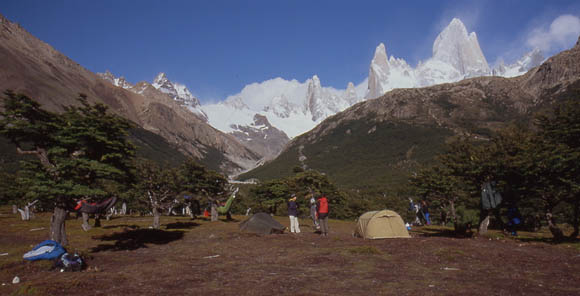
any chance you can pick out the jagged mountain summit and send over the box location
[200,75,364,159]
[365,18,542,99]
[431,18,490,77]
[492,48,545,77]
[98,70,133,89]
[152,73,200,109]
[201,75,365,139]
[98,71,208,121]
[366,43,417,99]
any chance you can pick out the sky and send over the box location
[1,0,580,103]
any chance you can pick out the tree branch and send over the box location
[16,147,38,155]
[16,146,58,175]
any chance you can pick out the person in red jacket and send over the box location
[316,194,330,236]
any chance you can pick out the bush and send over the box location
[455,205,479,227]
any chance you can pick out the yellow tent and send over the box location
[354,210,411,239]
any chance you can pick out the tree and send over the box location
[435,136,496,233]
[251,179,290,215]
[0,91,135,245]
[288,170,349,219]
[410,164,467,230]
[178,159,230,221]
[250,170,350,218]
[133,160,180,229]
[533,99,580,239]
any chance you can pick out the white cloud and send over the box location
[527,14,580,52]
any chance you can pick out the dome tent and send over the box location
[239,213,286,235]
[354,210,410,239]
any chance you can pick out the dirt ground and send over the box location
[1,208,580,296]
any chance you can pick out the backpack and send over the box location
[55,252,84,272]
[317,197,329,214]
[481,182,502,210]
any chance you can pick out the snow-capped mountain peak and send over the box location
[366,42,417,99]
[150,72,207,120]
[345,82,359,105]
[366,43,391,99]
[365,18,498,100]
[306,75,324,120]
[225,96,250,110]
[151,72,200,108]
[97,70,133,89]
[152,72,169,87]
[492,48,545,77]
[372,43,389,69]
[432,18,489,77]
[98,71,207,121]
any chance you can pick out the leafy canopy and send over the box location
[0,91,136,208]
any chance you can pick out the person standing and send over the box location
[317,194,330,236]
[421,200,431,225]
[409,198,422,226]
[288,194,301,233]
[309,194,320,230]
[506,205,522,236]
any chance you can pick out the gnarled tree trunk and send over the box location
[570,197,579,239]
[94,214,102,227]
[81,212,92,231]
[211,202,218,222]
[546,212,564,241]
[478,210,491,235]
[152,207,161,229]
[18,207,31,221]
[17,200,38,221]
[50,207,68,246]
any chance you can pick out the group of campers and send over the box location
[73,180,525,239]
[408,198,431,226]
[284,192,411,239]
[404,181,525,236]
[287,193,330,236]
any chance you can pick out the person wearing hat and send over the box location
[288,194,301,233]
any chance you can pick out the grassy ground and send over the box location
[1,206,579,295]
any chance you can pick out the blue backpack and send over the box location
[23,240,66,261]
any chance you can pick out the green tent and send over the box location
[354,210,410,239]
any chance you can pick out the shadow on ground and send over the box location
[165,221,200,229]
[219,218,239,223]
[91,229,184,252]
[410,226,474,239]
[517,236,579,244]
[102,224,140,230]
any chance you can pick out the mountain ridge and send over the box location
[195,18,545,159]
[0,13,260,175]
[239,35,580,189]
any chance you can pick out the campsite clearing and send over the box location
[1,208,579,295]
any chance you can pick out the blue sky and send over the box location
[2,0,580,103]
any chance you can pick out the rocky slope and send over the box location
[0,13,260,175]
